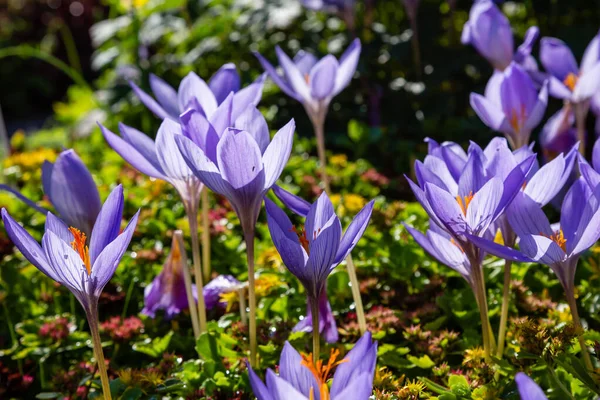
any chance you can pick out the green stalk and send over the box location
[120,276,136,321]
[244,229,258,367]
[175,231,200,338]
[567,294,593,370]
[496,260,512,358]
[187,208,207,333]
[311,297,320,364]
[201,187,211,282]
[86,306,112,400]
[58,23,82,73]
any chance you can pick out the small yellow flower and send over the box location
[255,274,282,297]
[258,247,283,270]
[4,148,57,171]
[342,194,367,214]
[330,154,348,167]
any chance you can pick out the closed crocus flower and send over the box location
[2,185,139,398]
[515,373,548,400]
[540,32,600,103]
[130,63,265,122]
[142,234,198,319]
[254,39,361,125]
[470,62,548,149]
[0,149,101,236]
[248,332,378,400]
[539,106,579,161]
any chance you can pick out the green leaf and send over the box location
[121,387,143,400]
[35,393,61,399]
[132,331,173,358]
[407,354,435,369]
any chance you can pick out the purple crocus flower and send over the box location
[470,62,548,148]
[2,185,138,311]
[515,373,548,400]
[175,117,296,234]
[0,149,101,236]
[271,186,339,342]
[203,274,241,310]
[264,192,374,301]
[254,39,361,125]
[540,32,600,103]
[462,1,539,71]
[130,63,265,122]
[1,185,139,397]
[248,331,378,400]
[142,234,198,319]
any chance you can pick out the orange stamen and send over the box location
[450,237,465,253]
[291,226,310,254]
[564,73,578,92]
[455,192,474,216]
[508,104,527,133]
[541,229,567,252]
[68,227,92,275]
[300,349,348,400]
[304,73,310,84]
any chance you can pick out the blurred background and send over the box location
[1,0,600,196]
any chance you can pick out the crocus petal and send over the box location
[515,26,540,65]
[294,50,319,75]
[42,230,86,295]
[234,107,270,154]
[561,177,592,248]
[519,234,565,264]
[265,199,308,280]
[0,183,49,216]
[515,373,548,400]
[1,208,57,281]
[46,149,102,235]
[466,177,503,235]
[334,38,361,95]
[580,162,600,191]
[155,119,193,182]
[262,119,295,189]
[470,93,512,134]
[305,215,342,296]
[422,156,458,194]
[231,74,266,121]
[175,135,236,199]
[441,146,467,181]
[89,185,124,265]
[119,123,163,171]
[458,150,487,196]
[272,185,311,217]
[266,369,308,400]
[507,192,553,238]
[130,81,171,120]
[278,342,321,396]
[330,332,377,397]
[332,374,374,400]
[424,182,467,236]
[466,233,532,263]
[415,160,449,193]
[495,155,534,217]
[178,72,218,117]
[593,136,600,171]
[179,109,219,164]
[546,76,573,100]
[99,123,167,180]
[149,74,179,118]
[309,55,338,100]
[41,161,53,198]
[217,129,264,189]
[569,182,600,254]
[333,200,374,264]
[253,51,300,101]
[45,212,73,244]
[305,192,336,245]
[573,63,600,103]
[581,31,600,74]
[523,152,572,206]
[208,63,241,104]
[247,364,275,400]
[523,80,549,132]
[92,210,139,295]
[405,225,470,276]
[276,46,313,104]
[500,63,538,123]
[540,37,579,81]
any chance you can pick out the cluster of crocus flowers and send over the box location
[0,149,101,236]
[405,138,534,361]
[265,192,373,359]
[248,331,377,400]
[2,185,139,399]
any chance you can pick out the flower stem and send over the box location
[471,258,494,362]
[409,17,422,79]
[311,296,320,365]
[345,255,367,334]
[201,187,211,283]
[238,287,247,325]
[174,231,200,338]
[245,229,258,367]
[312,112,332,195]
[87,307,112,400]
[574,101,587,155]
[187,206,207,333]
[567,294,594,370]
[496,260,512,359]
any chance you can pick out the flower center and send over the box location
[68,227,91,275]
[455,192,474,216]
[564,73,578,91]
[541,229,567,252]
[301,349,349,400]
[290,226,310,254]
[509,104,527,133]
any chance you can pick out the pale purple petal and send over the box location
[309,55,338,100]
[42,230,87,295]
[523,152,572,206]
[45,212,73,244]
[470,93,512,134]
[262,119,295,189]
[293,51,318,75]
[130,81,172,120]
[265,370,308,400]
[234,107,270,153]
[178,72,218,117]
[279,342,320,395]
[507,192,553,238]
[149,74,179,118]
[276,46,313,105]
[247,365,275,400]
[540,37,579,80]
[209,92,234,137]
[519,234,565,264]
[253,51,300,101]
[515,373,548,400]
[581,31,600,74]
[425,182,467,236]
[208,63,241,104]
[272,185,310,217]
[334,38,361,95]
[179,109,219,164]
[333,200,374,264]
[217,129,264,189]
[466,177,503,235]
[89,185,124,264]
[231,74,266,121]
[305,215,342,296]
[155,119,194,182]
[573,62,600,102]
